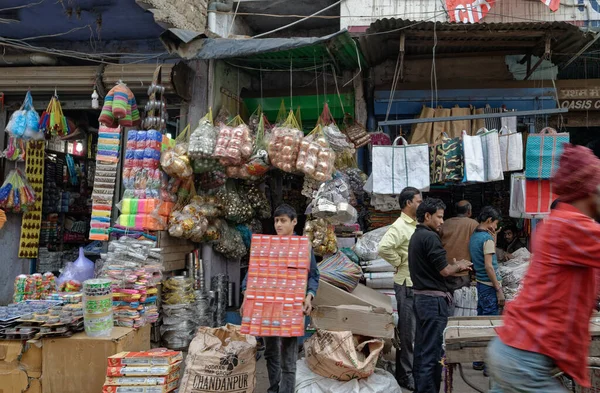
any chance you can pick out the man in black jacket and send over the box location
[409,198,473,393]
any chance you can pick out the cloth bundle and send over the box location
[99,84,141,128]
[318,252,362,292]
[452,286,478,317]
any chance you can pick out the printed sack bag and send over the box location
[525,127,569,179]
[304,330,384,381]
[179,324,257,393]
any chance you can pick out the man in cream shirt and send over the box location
[378,187,422,391]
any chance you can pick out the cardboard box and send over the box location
[0,340,43,393]
[42,326,151,393]
[311,305,395,338]
[313,280,393,313]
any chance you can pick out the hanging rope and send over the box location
[260,64,264,108]
[330,64,346,115]
[290,56,293,109]
[314,52,320,113]
[431,21,439,108]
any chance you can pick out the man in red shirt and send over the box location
[487,144,600,392]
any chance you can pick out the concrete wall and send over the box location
[137,0,209,32]
[373,56,516,87]
[210,61,252,116]
[340,0,600,30]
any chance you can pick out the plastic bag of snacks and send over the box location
[188,109,217,159]
[318,104,355,154]
[213,116,254,167]
[268,110,304,173]
[343,113,372,149]
[168,196,210,241]
[244,184,271,219]
[6,92,42,140]
[160,125,193,179]
[0,168,36,213]
[296,125,336,182]
[245,115,270,177]
[218,182,254,224]
[304,218,337,256]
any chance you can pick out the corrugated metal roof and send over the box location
[161,30,366,72]
[360,19,595,66]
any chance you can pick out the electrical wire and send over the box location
[19,25,92,41]
[227,0,241,38]
[252,0,343,39]
[0,0,45,12]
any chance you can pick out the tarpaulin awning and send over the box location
[160,29,366,72]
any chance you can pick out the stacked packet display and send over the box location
[118,130,174,231]
[89,125,121,241]
[98,237,163,328]
[103,351,182,393]
[241,235,311,337]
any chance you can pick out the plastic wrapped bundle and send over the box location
[296,125,336,182]
[304,218,337,256]
[354,226,391,261]
[213,118,253,167]
[188,110,217,159]
[244,184,271,219]
[498,248,531,301]
[268,111,304,173]
[213,223,247,259]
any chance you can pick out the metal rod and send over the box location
[378,107,568,126]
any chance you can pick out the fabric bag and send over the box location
[179,324,257,393]
[304,330,384,381]
[372,137,430,194]
[429,133,463,184]
[499,126,524,172]
[319,252,363,292]
[449,105,471,139]
[462,130,485,182]
[463,129,503,182]
[525,179,557,215]
[480,128,504,182]
[525,127,569,179]
[409,106,435,144]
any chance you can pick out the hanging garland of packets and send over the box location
[88,125,121,241]
[18,141,45,258]
[39,95,70,137]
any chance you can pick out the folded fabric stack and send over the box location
[99,84,141,128]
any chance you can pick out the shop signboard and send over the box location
[447,0,495,23]
[559,85,600,111]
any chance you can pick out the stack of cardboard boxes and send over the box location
[104,351,182,393]
[241,235,310,337]
[311,280,395,339]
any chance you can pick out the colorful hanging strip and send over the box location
[446,0,495,23]
[89,125,121,241]
[18,141,45,258]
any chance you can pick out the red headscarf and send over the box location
[552,144,600,202]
